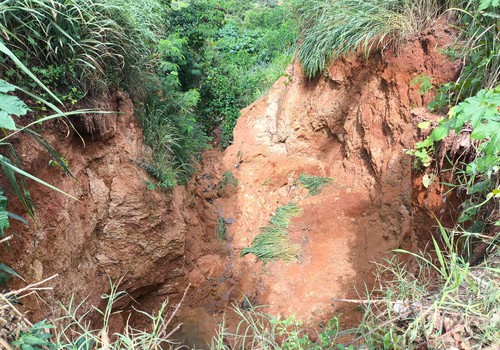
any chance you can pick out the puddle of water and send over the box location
[173,308,217,350]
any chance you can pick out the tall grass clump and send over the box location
[241,202,302,263]
[445,0,500,103]
[0,0,134,95]
[348,224,500,349]
[211,303,344,349]
[291,0,447,78]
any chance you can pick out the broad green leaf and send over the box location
[430,124,450,142]
[0,111,17,130]
[471,120,498,139]
[417,121,431,130]
[0,93,29,116]
[0,80,15,93]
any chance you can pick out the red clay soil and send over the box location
[137,23,462,348]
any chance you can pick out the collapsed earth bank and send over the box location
[4,24,459,343]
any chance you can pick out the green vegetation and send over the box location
[409,86,499,229]
[218,171,238,190]
[4,280,188,350]
[411,73,434,96]
[216,215,227,241]
[0,44,89,284]
[3,0,499,348]
[212,303,346,350]
[170,0,297,146]
[298,173,334,195]
[241,202,302,263]
[291,0,444,78]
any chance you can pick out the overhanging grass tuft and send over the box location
[291,0,446,78]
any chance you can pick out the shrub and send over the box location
[408,86,499,230]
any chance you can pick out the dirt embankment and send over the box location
[2,23,461,348]
[2,91,188,325]
[155,24,462,347]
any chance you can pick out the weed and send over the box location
[298,173,334,195]
[348,223,500,349]
[241,202,302,263]
[211,302,346,349]
[408,86,499,225]
[217,215,227,240]
[218,171,238,189]
[411,73,434,95]
[448,0,500,102]
[6,279,189,349]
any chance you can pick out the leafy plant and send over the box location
[241,202,302,263]
[298,173,334,195]
[447,0,500,103]
[409,86,499,227]
[411,73,434,95]
[216,215,227,240]
[12,320,55,350]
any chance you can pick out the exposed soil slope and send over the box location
[2,91,187,324]
[2,23,462,349]
[162,24,461,347]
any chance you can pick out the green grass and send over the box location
[216,215,227,241]
[7,279,188,349]
[241,202,302,263]
[447,0,500,103]
[218,171,238,189]
[211,303,343,349]
[291,0,446,78]
[298,173,334,195]
[0,0,130,94]
[353,224,500,349]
